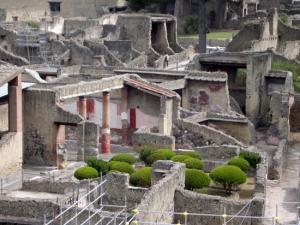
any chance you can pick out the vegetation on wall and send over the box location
[272,59,300,93]
[26,20,39,29]
[126,0,174,11]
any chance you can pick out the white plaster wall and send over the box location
[62,99,123,129]
[62,98,159,130]
[136,109,159,129]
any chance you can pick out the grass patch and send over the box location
[272,59,300,93]
[179,30,238,40]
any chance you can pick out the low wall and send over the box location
[103,173,148,210]
[126,54,148,68]
[132,127,175,150]
[255,152,268,195]
[0,132,22,179]
[22,178,81,194]
[194,145,239,160]
[0,196,59,223]
[175,119,243,148]
[174,189,265,225]
[137,161,185,224]
[268,139,288,180]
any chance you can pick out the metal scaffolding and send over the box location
[44,174,129,225]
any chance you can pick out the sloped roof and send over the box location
[124,77,177,98]
[0,65,24,87]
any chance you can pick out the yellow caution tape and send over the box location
[222,214,228,219]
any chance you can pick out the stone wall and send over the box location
[268,139,288,180]
[0,196,59,223]
[132,127,175,150]
[182,79,230,113]
[0,132,22,179]
[174,119,243,149]
[104,40,136,63]
[126,54,148,68]
[290,94,300,132]
[83,40,124,67]
[208,120,255,145]
[22,178,81,194]
[0,46,30,66]
[103,173,148,210]
[137,161,185,224]
[174,189,265,225]
[64,18,99,34]
[116,15,152,53]
[24,88,82,166]
[0,0,125,21]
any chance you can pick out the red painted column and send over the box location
[101,91,111,154]
[8,74,22,132]
[78,96,87,119]
[121,87,129,144]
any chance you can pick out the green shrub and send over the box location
[185,169,210,190]
[171,155,192,163]
[155,149,176,160]
[26,20,39,29]
[184,158,204,170]
[130,167,152,188]
[209,165,247,192]
[107,161,118,169]
[74,166,98,180]
[280,13,288,24]
[236,69,247,87]
[177,151,201,159]
[184,16,198,34]
[110,153,136,165]
[109,162,134,174]
[139,146,155,163]
[228,157,250,172]
[145,153,167,165]
[86,157,108,175]
[239,150,261,168]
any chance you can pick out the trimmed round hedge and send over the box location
[86,157,108,175]
[171,155,191,163]
[209,165,247,192]
[139,147,155,163]
[178,151,201,159]
[184,158,204,170]
[145,153,167,165]
[110,153,136,165]
[74,166,98,180]
[109,162,134,174]
[228,157,250,172]
[185,169,210,190]
[239,150,261,168]
[155,149,176,160]
[130,167,152,188]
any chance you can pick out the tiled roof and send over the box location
[124,77,177,98]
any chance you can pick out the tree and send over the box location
[198,0,207,53]
[209,165,247,192]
